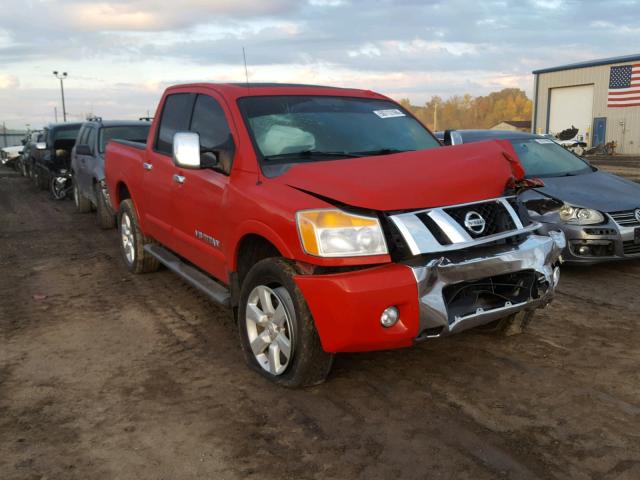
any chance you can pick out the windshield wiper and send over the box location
[263,150,363,162]
[350,148,414,156]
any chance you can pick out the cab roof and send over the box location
[164,82,388,102]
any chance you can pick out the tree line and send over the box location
[398,88,532,131]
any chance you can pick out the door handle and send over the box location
[173,174,186,184]
[143,162,153,171]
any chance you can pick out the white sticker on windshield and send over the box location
[535,138,554,144]
[373,109,406,118]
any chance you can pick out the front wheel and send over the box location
[238,258,333,388]
[33,168,47,190]
[20,159,28,177]
[73,178,92,213]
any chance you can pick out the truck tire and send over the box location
[238,258,334,388]
[95,183,116,229]
[32,167,40,188]
[73,178,92,213]
[479,310,535,336]
[33,168,48,190]
[117,199,160,274]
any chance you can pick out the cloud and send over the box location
[0,74,19,89]
[58,0,299,32]
[0,0,639,127]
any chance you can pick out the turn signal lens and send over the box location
[296,209,388,257]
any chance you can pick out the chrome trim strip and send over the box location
[428,209,471,243]
[391,196,530,255]
[499,197,524,230]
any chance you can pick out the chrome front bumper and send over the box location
[410,232,565,338]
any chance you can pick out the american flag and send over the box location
[608,64,640,108]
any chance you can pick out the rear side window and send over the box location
[155,93,195,154]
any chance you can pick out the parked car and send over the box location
[105,84,564,387]
[30,122,83,190]
[71,118,150,228]
[442,129,640,263]
[19,131,43,177]
[15,131,40,177]
[1,145,23,169]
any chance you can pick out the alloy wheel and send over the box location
[245,285,294,376]
[120,212,135,265]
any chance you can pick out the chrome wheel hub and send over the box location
[120,213,135,264]
[245,285,294,376]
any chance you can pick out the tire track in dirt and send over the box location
[2,169,640,480]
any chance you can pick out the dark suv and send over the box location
[31,123,83,190]
[71,118,150,228]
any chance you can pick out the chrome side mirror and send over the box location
[36,142,46,150]
[172,132,200,169]
[450,131,463,146]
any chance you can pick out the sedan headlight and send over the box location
[558,204,604,225]
[297,209,388,257]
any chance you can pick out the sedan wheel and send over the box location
[245,285,294,376]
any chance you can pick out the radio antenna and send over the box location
[242,47,250,90]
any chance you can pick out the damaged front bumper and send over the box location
[411,232,565,339]
[295,231,565,353]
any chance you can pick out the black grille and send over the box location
[623,241,640,255]
[445,201,516,238]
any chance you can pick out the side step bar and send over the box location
[144,244,231,307]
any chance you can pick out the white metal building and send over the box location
[532,53,640,154]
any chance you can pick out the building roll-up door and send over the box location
[548,84,594,142]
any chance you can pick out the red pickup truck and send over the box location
[105,83,565,387]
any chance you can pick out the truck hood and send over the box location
[532,170,640,213]
[276,141,518,211]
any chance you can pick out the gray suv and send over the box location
[71,119,150,228]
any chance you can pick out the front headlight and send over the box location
[296,209,388,257]
[558,204,604,225]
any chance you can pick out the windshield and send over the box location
[237,96,440,165]
[99,125,150,152]
[511,138,592,178]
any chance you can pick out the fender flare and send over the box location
[229,220,295,271]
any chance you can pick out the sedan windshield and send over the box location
[511,138,592,178]
[237,96,440,165]
[99,125,150,152]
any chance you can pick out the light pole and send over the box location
[52,71,68,122]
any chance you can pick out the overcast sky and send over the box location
[0,0,638,128]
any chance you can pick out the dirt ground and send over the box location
[1,167,639,480]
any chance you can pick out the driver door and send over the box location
[170,92,235,282]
